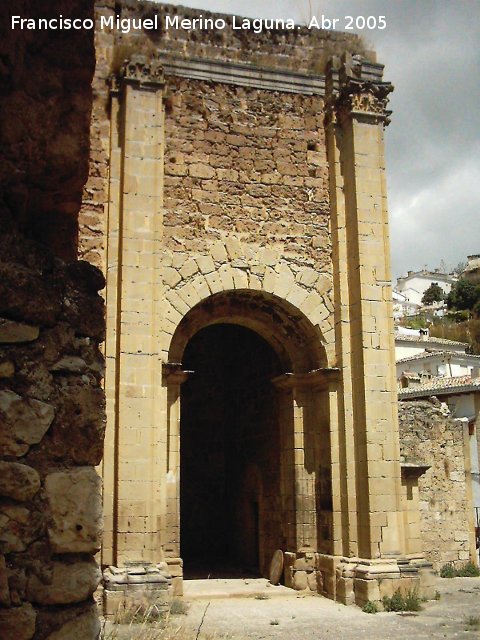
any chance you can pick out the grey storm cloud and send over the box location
[157,0,480,278]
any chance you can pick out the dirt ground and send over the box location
[103,576,480,640]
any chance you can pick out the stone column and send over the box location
[101,56,170,613]
[326,54,430,605]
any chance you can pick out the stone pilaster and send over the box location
[326,53,429,605]
[102,56,166,575]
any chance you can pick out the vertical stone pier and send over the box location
[325,53,434,605]
[102,56,173,614]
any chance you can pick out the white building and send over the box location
[395,269,456,307]
[392,290,421,320]
[396,350,480,381]
[395,328,468,361]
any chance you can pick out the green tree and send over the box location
[447,278,480,312]
[422,283,445,305]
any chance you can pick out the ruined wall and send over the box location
[399,399,476,571]
[0,2,105,638]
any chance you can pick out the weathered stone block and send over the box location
[0,602,36,640]
[44,605,101,640]
[49,381,105,465]
[0,462,40,502]
[0,503,42,554]
[0,390,55,456]
[45,467,102,553]
[27,559,101,605]
[0,318,39,343]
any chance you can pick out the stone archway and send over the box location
[164,289,335,586]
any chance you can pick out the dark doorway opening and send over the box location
[180,323,282,578]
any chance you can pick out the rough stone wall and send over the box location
[0,1,95,260]
[163,79,330,272]
[0,1,105,638]
[399,399,474,571]
[0,240,105,639]
[79,0,365,271]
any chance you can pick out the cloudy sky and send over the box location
[161,0,479,279]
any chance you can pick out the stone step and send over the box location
[182,578,296,600]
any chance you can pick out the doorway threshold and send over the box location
[182,578,294,600]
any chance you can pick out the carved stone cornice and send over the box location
[119,54,165,88]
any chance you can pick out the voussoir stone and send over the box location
[45,467,102,553]
[27,559,101,605]
[0,461,41,501]
[0,318,39,343]
[0,602,36,640]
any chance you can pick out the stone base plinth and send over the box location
[103,562,173,619]
[315,554,435,607]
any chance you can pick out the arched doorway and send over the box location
[180,323,283,578]
[165,289,333,583]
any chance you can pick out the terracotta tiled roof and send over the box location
[398,375,480,399]
[395,334,468,346]
[397,350,480,364]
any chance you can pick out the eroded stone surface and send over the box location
[0,554,10,606]
[0,318,39,343]
[50,356,87,372]
[0,390,55,457]
[0,504,42,554]
[0,462,40,501]
[45,467,102,553]
[27,559,101,605]
[0,602,36,640]
[44,606,101,640]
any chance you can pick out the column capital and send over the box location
[117,54,165,89]
[325,53,393,127]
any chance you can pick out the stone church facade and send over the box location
[81,1,438,608]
